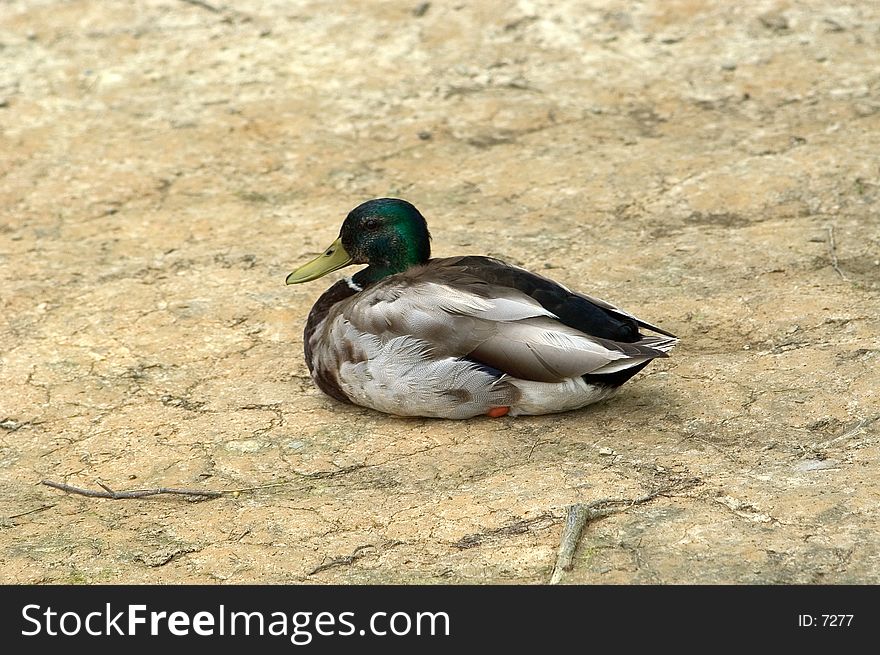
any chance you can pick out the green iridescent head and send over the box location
[286,198,432,286]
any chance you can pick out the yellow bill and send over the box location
[285,238,353,285]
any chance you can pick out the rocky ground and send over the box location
[1,0,878,584]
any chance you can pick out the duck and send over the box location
[285,198,677,419]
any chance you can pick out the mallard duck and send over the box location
[286,198,677,419]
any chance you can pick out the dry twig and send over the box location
[41,479,222,500]
[7,504,55,520]
[812,417,871,451]
[179,0,221,13]
[308,545,374,576]
[40,465,368,502]
[827,225,848,281]
[549,489,672,584]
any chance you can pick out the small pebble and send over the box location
[759,13,789,32]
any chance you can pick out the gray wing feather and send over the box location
[338,266,674,384]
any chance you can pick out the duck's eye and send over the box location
[363,218,380,230]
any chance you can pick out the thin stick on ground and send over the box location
[549,490,665,585]
[812,417,870,451]
[41,479,222,500]
[827,225,848,281]
[308,545,374,576]
[40,465,368,502]
[179,0,221,13]
[7,504,55,520]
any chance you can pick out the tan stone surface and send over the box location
[1,0,878,583]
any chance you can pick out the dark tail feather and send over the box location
[581,360,653,387]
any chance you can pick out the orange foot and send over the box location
[486,406,510,418]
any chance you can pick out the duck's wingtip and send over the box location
[639,335,679,355]
[637,320,678,339]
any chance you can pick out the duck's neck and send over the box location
[352,234,431,287]
[352,262,419,287]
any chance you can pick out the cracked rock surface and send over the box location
[1,0,878,583]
